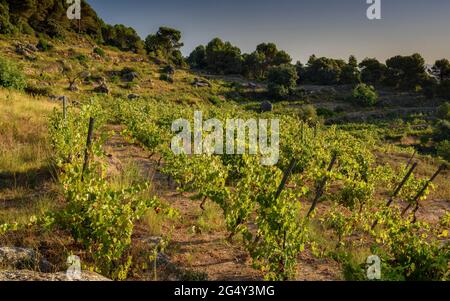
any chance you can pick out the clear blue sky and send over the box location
[87,0,450,64]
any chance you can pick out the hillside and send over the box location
[0,3,449,282]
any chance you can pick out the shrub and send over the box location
[74,54,88,64]
[120,67,137,75]
[161,65,175,75]
[436,140,450,161]
[267,65,298,99]
[316,107,335,118]
[159,73,173,83]
[0,57,27,90]
[437,102,450,120]
[298,105,318,124]
[208,95,223,105]
[0,2,15,34]
[421,78,438,99]
[434,120,450,142]
[36,39,54,52]
[93,47,106,57]
[437,80,450,99]
[351,83,378,107]
[334,106,345,114]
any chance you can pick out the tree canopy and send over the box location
[433,59,450,82]
[267,64,298,99]
[145,27,184,65]
[385,53,427,89]
[242,43,292,79]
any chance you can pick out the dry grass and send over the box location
[0,89,55,172]
[0,88,60,224]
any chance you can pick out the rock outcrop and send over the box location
[0,270,110,281]
[0,247,52,272]
[0,246,110,281]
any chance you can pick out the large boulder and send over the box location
[260,101,273,112]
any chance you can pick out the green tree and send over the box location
[436,140,450,162]
[243,43,292,79]
[204,38,243,74]
[103,24,144,53]
[351,83,378,107]
[437,102,450,120]
[437,80,450,99]
[304,56,345,85]
[295,61,306,84]
[242,51,265,79]
[359,58,387,84]
[340,55,361,85]
[145,27,184,65]
[385,53,427,90]
[0,0,14,34]
[187,45,207,69]
[432,59,450,81]
[267,64,298,99]
[0,56,26,90]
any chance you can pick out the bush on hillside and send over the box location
[0,1,15,34]
[267,65,298,99]
[160,73,173,83]
[93,47,106,57]
[351,83,378,107]
[437,102,450,120]
[37,38,54,52]
[436,140,450,162]
[437,80,450,99]
[434,120,450,142]
[0,56,26,90]
[298,105,319,124]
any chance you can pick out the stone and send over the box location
[122,71,139,82]
[26,44,39,52]
[127,93,140,100]
[260,101,273,112]
[248,82,257,89]
[94,83,110,94]
[192,78,211,88]
[0,270,110,281]
[0,247,52,272]
[15,45,29,56]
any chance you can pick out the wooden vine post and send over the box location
[371,162,418,229]
[81,117,95,181]
[62,96,68,124]
[274,158,298,201]
[307,152,338,217]
[401,164,446,219]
